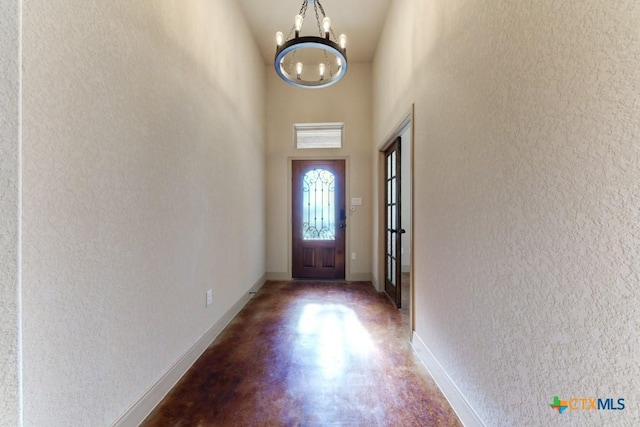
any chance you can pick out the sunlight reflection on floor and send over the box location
[296,303,374,379]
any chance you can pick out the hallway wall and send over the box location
[20,1,265,425]
[373,0,639,425]
[265,64,373,281]
[0,0,21,424]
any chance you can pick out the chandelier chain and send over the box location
[315,0,338,40]
[314,0,334,77]
[288,51,297,76]
[316,0,326,20]
[313,2,323,37]
[285,1,309,76]
[286,0,308,40]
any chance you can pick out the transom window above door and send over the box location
[294,122,344,149]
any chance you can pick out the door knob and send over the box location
[339,224,347,229]
[399,229,406,234]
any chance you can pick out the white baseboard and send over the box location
[266,272,291,281]
[371,275,382,292]
[266,272,373,282]
[348,272,373,282]
[411,332,485,427]
[112,274,266,427]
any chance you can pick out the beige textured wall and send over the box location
[0,0,21,424]
[21,1,265,425]
[266,64,372,280]
[374,0,640,425]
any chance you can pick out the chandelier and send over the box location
[274,0,348,89]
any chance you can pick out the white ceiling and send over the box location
[238,0,391,64]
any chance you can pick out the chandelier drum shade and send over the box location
[274,0,348,89]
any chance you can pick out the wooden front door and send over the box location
[384,138,403,307]
[292,160,346,279]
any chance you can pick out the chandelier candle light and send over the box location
[274,0,348,88]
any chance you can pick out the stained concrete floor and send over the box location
[142,280,461,426]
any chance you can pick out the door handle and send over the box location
[399,229,406,234]
[391,229,405,234]
[339,224,347,229]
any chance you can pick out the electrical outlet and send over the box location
[206,289,213,307]
[351,252,356,260]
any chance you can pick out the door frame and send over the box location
[287,156,351,280]
[377,105,414,334]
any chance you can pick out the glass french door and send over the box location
[292,160,346,279]
[384,138,403,307]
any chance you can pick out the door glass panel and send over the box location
[302,169,336,240]
[391,177,396,203]
[390,151,396,177]
[391,232,396,257]
[391,204,397,230]
[391,258,396,286]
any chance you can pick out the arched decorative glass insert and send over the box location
[302,168,336,240]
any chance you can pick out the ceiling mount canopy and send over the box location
[274,0,348,89]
